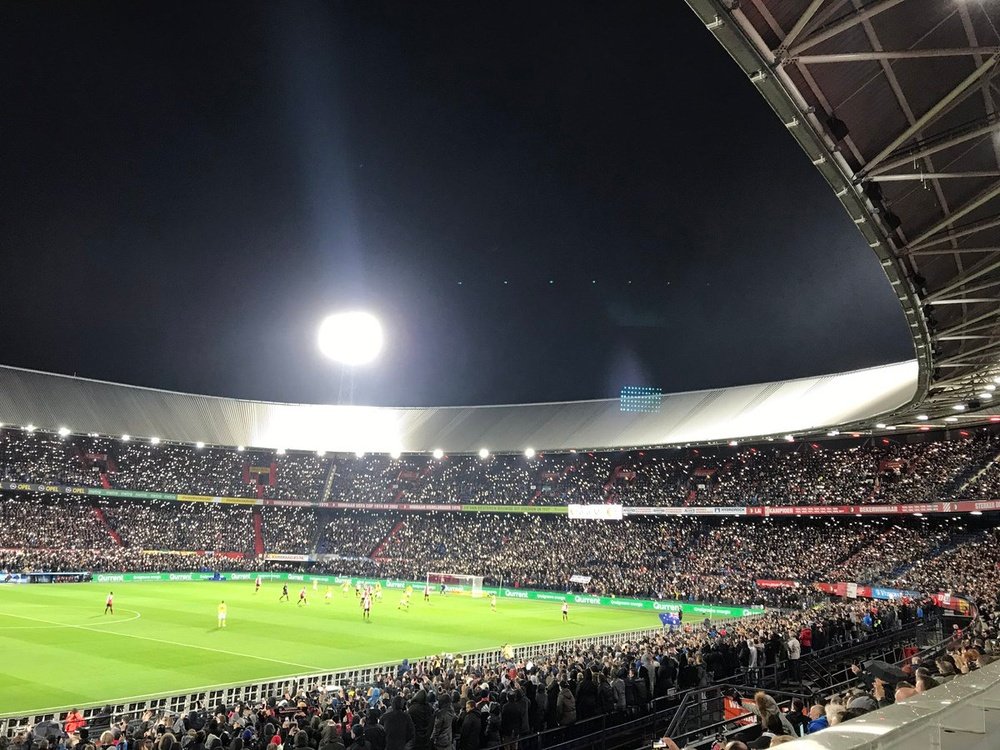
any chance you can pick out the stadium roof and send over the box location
[6,1,1000,452]
[0,362,916,454]
[684,0,1000,423]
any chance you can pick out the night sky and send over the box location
[1,1,913,407]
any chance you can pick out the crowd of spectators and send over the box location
[4,426,1000,508]
[0,492,994,611]
[100,500,255,555]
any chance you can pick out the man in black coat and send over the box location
[406,690,434,750]
[381,697,415,750]
[456,701,481,750]
[499,693,524,747]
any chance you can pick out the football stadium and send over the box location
[4,2,1000,750]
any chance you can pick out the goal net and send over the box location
[426,572,485,598]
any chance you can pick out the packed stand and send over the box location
[0,493,109,549]
[100,499,254,554]
[3,427,1000,508]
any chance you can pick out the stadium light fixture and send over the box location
[827,430,839,437]
[432,448,444,459]
[317,311,384,366]
[24,424,36,432]
[121,434,130,441]
[979,392,993,400]
[57,427,70,437]
[524,447,536,459]
[952,403,966,411]
[728,440,738,447]
[886,425,897,430]
[944,416,958,422]
[237,445,245,452]
[317,450,326,457]
[971,511,983,516]
[150,437,161,445]
[784,434,795,442]
[875,423,886,429]
[478,448,490,459]
[389,449,401,459]
[916,414,929,421]
[986,384,997,391]
[195,441,205,449]
[276,448,286,455]
[355,451,365,458]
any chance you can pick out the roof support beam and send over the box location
[870,171,1000,181]
[906,179,1000,248]
[936,338,1000,366]
[865,54,1000,173]
[935,307,1000,337]
[931,278,1000,302]
[910,246,1000,256]
[906,215,1000,253]
[788,0,906,56]
[867,119,1000,177]
[792,47,1000,64]
[780,0,828,52]
[927,254,1000,301]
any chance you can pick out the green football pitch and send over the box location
[0,581,661,717]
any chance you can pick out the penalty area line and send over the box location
[0,609,329,673]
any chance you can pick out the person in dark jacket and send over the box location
[381,697,415,750]
[318,725,345,750]
[430,693,455,750]
[544,678,560,728]
[555,682,576,726]
[456,701,481,750]
[575,671,599,720]
[499,693,524,747]
[407,690,434,750]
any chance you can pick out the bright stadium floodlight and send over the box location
[389,449,401,459]
[432,448,444,459]
[150,437,161,445]
[195,441,205,449]
[318,311,384,366]
[916,414,929,421]
[237,445,245,452]
[478,448,490,459]
[728,440,738,447]
[276,448,286,455]
[875,423,886,429]
[25,424,36,432]
[355,451,365,458]
[57,427,70,437]
[524,447,536,459]
[952,403,967,411]
[317,449,326,457]
[121,434,130,441]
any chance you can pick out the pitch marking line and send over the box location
[0,607,142,630]
[0,609,329,673]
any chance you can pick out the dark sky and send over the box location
[0,1,913,407]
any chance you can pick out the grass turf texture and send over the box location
[0,581,660,716]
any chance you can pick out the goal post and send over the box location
[426,572,485,598]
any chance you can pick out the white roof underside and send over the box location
[0,363,917,453]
